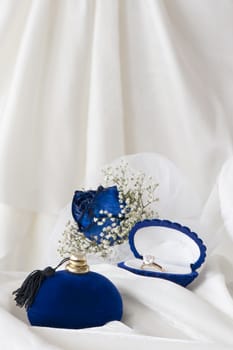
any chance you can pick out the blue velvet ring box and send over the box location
[118,219,207,286]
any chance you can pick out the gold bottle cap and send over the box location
[66,253,89,274]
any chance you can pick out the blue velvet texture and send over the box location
[72,186,124,242]
[117,262,198,287]
[118,219,207,287]
[27,270,123,329]
[128,219,207,272]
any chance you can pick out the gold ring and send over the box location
[141,255,165,272]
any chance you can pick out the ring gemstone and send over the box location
[143,255,155,265]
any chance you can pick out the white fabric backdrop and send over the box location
[1,0,233,349]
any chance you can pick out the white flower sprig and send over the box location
[58,160,159,258]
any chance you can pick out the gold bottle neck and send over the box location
[66,254,89,274]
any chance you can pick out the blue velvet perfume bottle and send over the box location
[14,254,123,329]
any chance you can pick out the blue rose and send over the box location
[72,185,123,242]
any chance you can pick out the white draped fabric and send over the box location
[1,0,233,349]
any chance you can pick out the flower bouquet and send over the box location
[58,160,159,258]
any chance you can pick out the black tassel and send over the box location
[13,257,69,310]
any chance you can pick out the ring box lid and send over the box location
[128,219,206,272]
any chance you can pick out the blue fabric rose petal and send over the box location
[72,186,124,242]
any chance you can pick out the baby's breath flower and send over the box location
[58,161,159,258]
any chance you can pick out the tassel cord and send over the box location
[13,257,70,310]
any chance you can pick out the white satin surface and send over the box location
[1,0,233,349]
[0,0,233,213]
